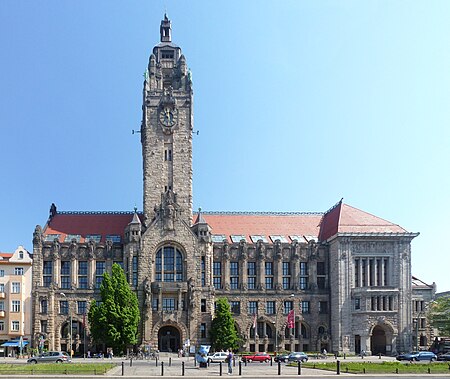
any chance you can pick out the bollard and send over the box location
[194,357,196,367]
[344,353,346,359]
[346,367,348,373]
[161,361,164,376]
[336,360,340,375]
[278,360,281,375]
[239,361,242,376]
[220,362,223,376]
[363,368,366,374]
[233,356,236,367]
[270,357,273,366]
[396,368,398,374]
[156,357,158,367]
[379,353,381,359]
[130,357,133,367]
[169,357,172,367]
[245,359,247,367]
[182,361,185,376]
[428,367,431,374]
[298,361,301,375]
[121,361,124,376]
[334,353,337,359]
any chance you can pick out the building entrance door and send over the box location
[371,326,386,355]
[158,326,180,353]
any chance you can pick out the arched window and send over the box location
[155,246,183,282]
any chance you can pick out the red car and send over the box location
[242,352,271,363]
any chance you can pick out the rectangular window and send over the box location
[248,301,258,315]
[230,301,241,314]
[282,262,291,275]
[162,298,175,311]
[200,323,206,338]
[265,262,273,275]
[300,277,308,290]
[132,256,138,286]
[95,261,106,289]
[0,270,4,277]
[60,261,71,289]
[247,276,256,290]
[77,301,87,315]
[60,300,68,314]
[11,300,21,312]
[283,301,293,314]
[354,259,359,287]
[301,301,310,314]
[0,301,4,311]
[230,261,239,290]
[78,261,88,289]
[11,321,20,331]
[43,261,53,287]
[40,299,48,314]
[355,298,361,310]
[317,277,326,289]
[282,277,290,290]
[11,282,20,293]
[213,261,221,289]
[0,321,4,331]
[265,276,273,290]
[41,320,48,333]
[300,262,308,276]
[201,256,206,287]
[317,262,325,275]
[266,301,275,315]
[247,262,256,276]
[14,267,24,275]
[0,284,4,293]
[152,298,158,311]
[319,301,328,314]
[201,299,207,312]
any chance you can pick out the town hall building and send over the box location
[31,15,419,356]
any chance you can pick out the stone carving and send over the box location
[144,277,152,307]
[257,240,266,260]
[274,240,282,260]
[222,241,230,260]
[51,240,60,260]
[239,240,248,260]
[87,241,95,259]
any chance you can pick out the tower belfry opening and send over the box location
[160,13,172,42]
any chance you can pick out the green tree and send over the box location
[210,297,239,351]
[428,295,450,336]
[88,263,140,354]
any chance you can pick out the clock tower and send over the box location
[141,14,193,226]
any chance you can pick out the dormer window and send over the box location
[161,50,174,59]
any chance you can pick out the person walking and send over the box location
[227,349,233,375]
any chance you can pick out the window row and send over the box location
[0,268,24,277]
[213,261,326,290]
[0,282,22,293]
[354,258,389,287]
[40,299,87,315]
[0,320,21,331]
[0,300,21,312]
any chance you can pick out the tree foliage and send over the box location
[210,297,239,351]
[88,263,140,354]
[428,295,450,336]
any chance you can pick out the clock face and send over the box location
[159,106,176,127]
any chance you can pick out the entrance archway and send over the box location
[158,326,180,353]
[371,326,386,355]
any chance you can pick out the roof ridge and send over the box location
[193,211,324,216]
[58,211,143,215]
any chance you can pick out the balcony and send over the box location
[0,311,4,317]
[0,292,5,299]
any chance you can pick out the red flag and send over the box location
[287,309,295,328]
[253,313,257,329]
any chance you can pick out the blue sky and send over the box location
[1,1,449,291]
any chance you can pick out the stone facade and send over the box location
[30,15,419,356]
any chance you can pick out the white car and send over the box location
[207,352,228,363]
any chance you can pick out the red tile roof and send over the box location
[43,212,143,243]
[198,212,323,243]
[319,201,408,241]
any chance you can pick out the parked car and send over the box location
[242,352,271,363]
[437,353,450,361]
[273,353,290,363]
[207,352,228,363]
[396,351,437,361]
[288,352,309,362]
[27,351,71,364]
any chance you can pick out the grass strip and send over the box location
[0,363,116,375]
[301,361,450,374]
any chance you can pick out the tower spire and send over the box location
[160,14,172,43]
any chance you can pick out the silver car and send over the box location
[27,351,71,364]
[207,352,228,363]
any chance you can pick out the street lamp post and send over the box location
[274,294,294,354]
[61,293,72,357]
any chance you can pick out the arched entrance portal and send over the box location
[158,326,181,353]
[371,326,386,355]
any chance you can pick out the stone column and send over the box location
[88,259,95,288]
[358,258,363,287]
[374,259,378,286]
[364,259,370,287]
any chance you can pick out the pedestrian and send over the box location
[227,349,233,375]
[87,350,91,358]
